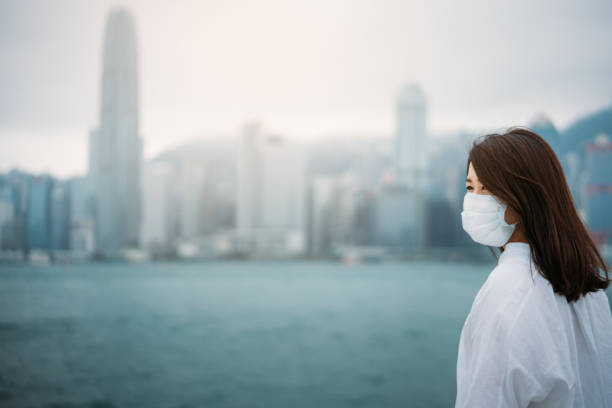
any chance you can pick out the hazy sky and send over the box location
[1,0,611,178]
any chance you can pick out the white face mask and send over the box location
[461,192,517,247]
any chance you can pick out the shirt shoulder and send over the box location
[482,258,576,382]
[468,257,536,329]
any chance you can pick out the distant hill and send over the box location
[146,132,394,181]
[149,134,235,164]
[561,104,612,155]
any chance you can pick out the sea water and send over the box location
[0,261,609,408]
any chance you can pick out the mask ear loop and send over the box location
[496,201,518,253]
[497,199,519,228]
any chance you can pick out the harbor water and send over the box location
[1,261,610,408]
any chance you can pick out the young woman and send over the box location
[455,127,612,407]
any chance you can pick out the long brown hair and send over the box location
[468,127,610,302]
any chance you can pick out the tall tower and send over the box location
[89,7,142,253]
[394,83,428,251]
[395,84,427,189]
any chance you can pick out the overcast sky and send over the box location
[1,0,611,178]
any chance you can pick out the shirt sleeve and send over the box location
[456,282,573,408]
[456,310,540,407]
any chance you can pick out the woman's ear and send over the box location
[504,206,520,225]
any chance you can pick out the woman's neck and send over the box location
[503,225,529,250]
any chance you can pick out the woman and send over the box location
[455,127,612,407]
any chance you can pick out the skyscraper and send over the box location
[585,133,612,250]
[68,176,95,255]
[26,174,52,250]
[49,180,70,251]
[395,84,427,190]
[141,161,174,252]
[236,121,306,256]
[0,186,15,250]
[88,7,142,253]
[392,83,428,251]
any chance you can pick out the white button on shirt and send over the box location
[455,242,612,407]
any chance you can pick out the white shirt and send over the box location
[455,242,612,407]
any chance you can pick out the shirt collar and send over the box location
[498,242,531,265]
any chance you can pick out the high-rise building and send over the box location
[0,186,15,250]
[307,176,335,256]
[68,176,95,254]
[3,170,29,251]
[585,133,612,250]
[26,174,52,250]
[177,159,208,240]
[236,122,261,234]
[141,161,174,251]
[236,122,306,256]
[327,172,361,247]
[393,84,428,251]
[49,180,71,250]
[396,84,427,190]
[374,184,416,250]
[88,7,142,253]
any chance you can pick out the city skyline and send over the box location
[1,2,611,405]
[1,0,612,177]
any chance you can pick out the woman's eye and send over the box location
[466,185,473,191]
[481,186,487,191]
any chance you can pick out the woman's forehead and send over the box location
[467,162,481,183]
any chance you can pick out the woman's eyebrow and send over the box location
[466,178,472,183]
